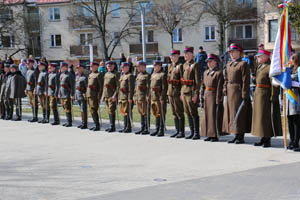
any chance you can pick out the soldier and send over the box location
[58,62,75,127]
[181,46,201,140]
[150,60,167,137]
[103,61,120,133]
[0,64,11,120]
[251,50,282,147]
[48,63,60,125]
[0,64,6,119]
[26,59,39,122]
[86,62,103,131]
[118,62,135,133]
[36,61,49,123]
[168,49,185,138]
[200,54,224,142]
[134,61,150,135]
[75,64,88,129]
[223,43,252,144]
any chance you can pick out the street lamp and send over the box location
[136,1,150,62]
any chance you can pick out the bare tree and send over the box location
[68,0,138,60]
[151,0,203,49]
[196,0,260,54]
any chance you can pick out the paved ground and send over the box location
[0,115,300,200]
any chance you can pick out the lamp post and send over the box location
[136,1,150,62]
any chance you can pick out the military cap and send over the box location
[229,43,243,52]
[171,49,180,56]
[153,60,163,66]
[77,64,85,68]
[49,63,57,68]
[91,61,99,66]
[121,62,130,67]
[27,59,35,64]
[10,64,18,69]
[39,61,47,67]
[60,62,68,67]
[4,63,10,68]
[184,46,194,54]
[137,61,146,66]
[206,53,220,62]
[106,60,116,65]
[255,49,271,57]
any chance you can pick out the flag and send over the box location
[270,0,298,105]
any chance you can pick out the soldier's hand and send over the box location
[128,99,133,104]
[180,95,183,102]
[71,96,74,101]
[112,96,116,102]
[192,94,198,104]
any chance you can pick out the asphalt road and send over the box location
[0,116,299,200]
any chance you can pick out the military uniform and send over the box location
[118,63,135,133]
[36,66,49,123]
[75,69,88,129]
[150,61,167,137]
[26,65,39,122]
[58,65,75,127]
[181,47,202,140]
[223,44,252,144]
[47,65,60,125]
[103,63,120,132]
[167,50,185,138]
[200,54,224,141]
[86,64,103,131]
[0,70,5,119]
[251,50,282,147]
[0,67,11,120]
[134,62,150,135]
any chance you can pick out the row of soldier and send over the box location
[0,43,298,150]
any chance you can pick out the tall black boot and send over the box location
[176,116,185,138]
[141,115,150,135]
[254,137,265,146]
[78,112,84,128]
[185,115,194,139]
[0,103,5,119]
[80,111,88,129]
[192,115,200,140]
[28,107,36,122]
[108,113,116,132]
[288,116,295,149]
[150,117,160,136]
[39,109,46,123]
[124,114,132,133]
[64,112,72,127]
[235,134,245,144]
[89,113,100,131]
[51,109,60,125]
[228,135,238,143]
[170,117,180,138]
[42,110,50,123]
[105,115,112,131]
[157,117,165,137]
[119,116,127,133]
[263,137,271,148]
[135,116,145,134]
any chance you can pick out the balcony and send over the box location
[129,15,156,27]
[228,39,257,50]
[129,43,158,55]
[27,47,41,58]
[230,8,258,22]
[70,45,98,57]
[68,17,95,30]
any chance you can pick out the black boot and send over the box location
[80,112,88,129]
[211,137,219,142]
[157,117,165,137]
[170,117,180,138]
[124,114,132,133]
[204,137,212,141]
[64,112,72,127]
[39,109,46,123]
[135,116,145,134]
[235,134,245,144]
[90,113,100,131]
[176,116,185,138]
[150,117,160,136]
[141,115,150,135]
[288,116,295,149]
[29,106,38,122]
[107,114,116,132]
[78,112,84,128]
[119,116,127,133]
[254,137,265,146]
[263,137,271,148]
[192,116,200,140]
[228,135,238,143]
[105,115,112,131]
[42,110,50,124]
[185,115,194,139]
[51,109,60,125]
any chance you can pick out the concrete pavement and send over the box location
[0,117,299,200]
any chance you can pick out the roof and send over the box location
[36,0,70,4]
[1,0,25,5]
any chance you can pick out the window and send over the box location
[235,25,253,39]
[48,7,60,21]
[268,19,278,42]
[113,32,121,46]
[80,33,93,45]
[137,1,153,14]
[78,6,93,17]
[173,28,183,43]
[50,34,61,47]
[0,35,14,48]
[112,3,120,17]
[0,9,13,22]
[237,0,253,8]
[147,30,154,43]
[205,26,216,41]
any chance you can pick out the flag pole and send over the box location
[283,89,288,150]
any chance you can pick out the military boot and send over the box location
[228,135,238,144]
[135,116,145,134]
[39,109,46,123]
[107,113,116,133]
[235,134,245,144]
[185,115,194,139]
[80,112,88,129]
[176,116,185,139]
[90,113,100,131]
[29,106,37,122]
[263,137,271,148]
[192,115,200,140]
[150,117,160,136]
[42,110,50,124]
[157,117,165,137]
[119,116,128,133]
[105,115,112,131]
[124,115,132,133]
[77,112,84,128]
[64,112,72,127]
[51,109,60,125]
[254,137,265,146]
[141,115,150,135]
[170,117,179,138]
